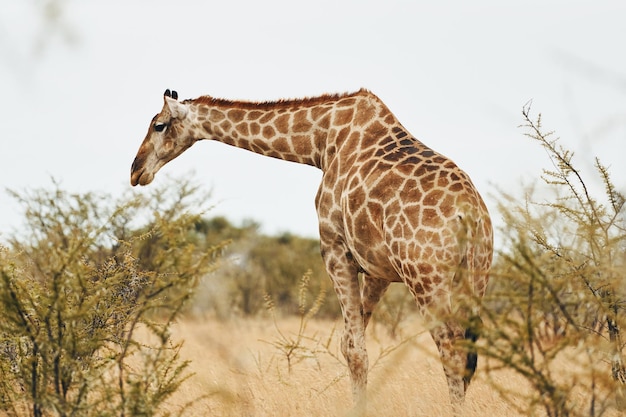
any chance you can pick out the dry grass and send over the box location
[158,316,622,417]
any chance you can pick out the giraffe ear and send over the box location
[164,96,189,120]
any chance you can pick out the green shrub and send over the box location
[0,177,219,417]
[480,105,626,416]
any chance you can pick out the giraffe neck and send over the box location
[182,89,388,170]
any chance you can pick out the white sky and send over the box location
[1,1,625,242]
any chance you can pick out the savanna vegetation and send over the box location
[0,106,624,416]
[479,106,626,417]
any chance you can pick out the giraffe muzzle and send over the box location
[130,169,154,186]
[130,158,154,186]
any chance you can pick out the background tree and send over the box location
[190,218,338,318]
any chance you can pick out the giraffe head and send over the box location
[130,89,195,186]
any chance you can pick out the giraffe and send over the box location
[130,88,493,413]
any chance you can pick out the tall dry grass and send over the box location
[156,316,622,417]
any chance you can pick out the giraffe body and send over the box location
[131,89,493,413]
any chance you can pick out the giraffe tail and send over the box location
[463,315,483,390]
[457,214,490,390]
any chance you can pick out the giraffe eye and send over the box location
[154,123,167,132]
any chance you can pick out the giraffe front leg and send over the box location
[321,245,368,412]
[338,274,368,412]
[341,315,368,412]
[361,275,390,329]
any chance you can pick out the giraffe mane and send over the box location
[185,88,371,110]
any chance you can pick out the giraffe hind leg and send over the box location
[430,321,467,406]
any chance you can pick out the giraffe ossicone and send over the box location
[130,88,493,413]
